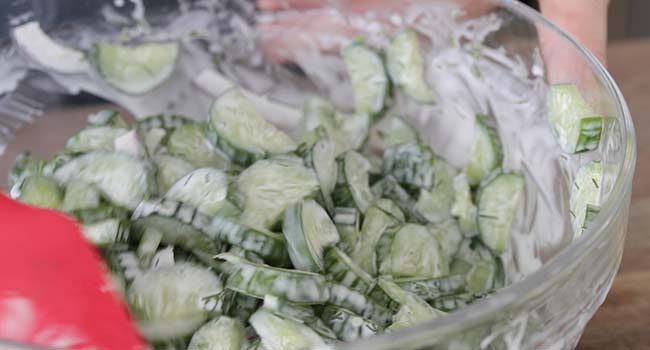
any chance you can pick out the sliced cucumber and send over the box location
[132,199,221,256]
[333,151,374,213]
[54,152,150,209]
[188,316,246,350]
[206,216,288,265]
[298,96,338,145]
[376,176,428,224]
[477,172,524,254]
[82,218,130,247]
[414,156,455,223]
[283,199,340,272]
[165,168,229,216]
[127,262,224,341]
[93,41,179,94]
[465,115,502,186]
[364,115,418,158]
[428,219,463,263]
[382,143,435,190]
[218,253,330,304]
[153,154,195,195]
[342,43,388,115]
[328,283,393,327]
[376,277,444,331]
[452,239,500,294]
[61,180,101,212]
[65,126,129,154]
[87,109,129,128]
[324,246,376,294]
[263,295,337,340]
[235,157,319,230]
[570,161,602,237]
[249,308,325,350]
[450,174,478,236]
[548,83,604,153]
[386,29,434,104]
[168,123,232,170]
[321,305,379,342]
[208,88,296,165]
[137,113,192,133]
[113,129,144,158]
[306,137,338,212]
[349,204,401,275]
[136,227,163,268]
[17,175,63,209]
[12,21,89,74]
[377,223,447,279]
[396,275,466,301]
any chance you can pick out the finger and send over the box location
[538,0,609,87]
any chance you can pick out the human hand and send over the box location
[257,0,609,87]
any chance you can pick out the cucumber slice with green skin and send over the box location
[226,292,260,324]
[570,161,602,237]
[321,305,379,342]
[306,138,338,212]
[548,83,604,153]
[333,151,375,213]
[73,205,130,224]
[396,275,467,301]
[429,293,474,312]
[136,227,163,268]
[452,239,500,293]
[299,96,338,146]
[65,127,130,154]
[235,158,319,230]
[450,174,478,237]
[209,88,297,165]
[93,41,179,94]
[207,215,288,265]
[168,123,233,170]
[376,176,428,224]
[427,219,463,263]
[336,223,362,256]
[137,113,192,134]
[376,277,444,331]
[477,172,524,254]
[583,204,602,231]
[328,283,393,327]
[153,154,195,195]
[386,29,435,104]
[324,246,376,294]
[217,253,330,304]
[342,43,388,115]
[188,316,246,350]
[414,156,455,223]
[263,295,337,340]
[9,152,67,198]
[382,143,436,191]
[228,246,265,265]
[18,175,63,209]
[377,223,447,279]
[54,152,150,209]
[87,109,129,128]
[363,115,418,158]
[349,203,401,275]
[82,218,130,247]
[61,180,101,212]
[165,168,229,216]
[337,112,371,153]
[12,21,90,74]
[465,115,503,186]
[132,199,222,257]
[249,308,325,350]
[127,262,224,341]
[283,199,340,272]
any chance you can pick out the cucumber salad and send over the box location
[7,22,606,350]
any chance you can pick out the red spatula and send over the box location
[0,193,147,350]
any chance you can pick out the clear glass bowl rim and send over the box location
[0,0,635,349]
[338,0,636,348]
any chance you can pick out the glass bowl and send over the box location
[0,0,635,349]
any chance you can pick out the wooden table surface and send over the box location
[579,39,650,350]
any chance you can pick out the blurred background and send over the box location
[609,0,650,41]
